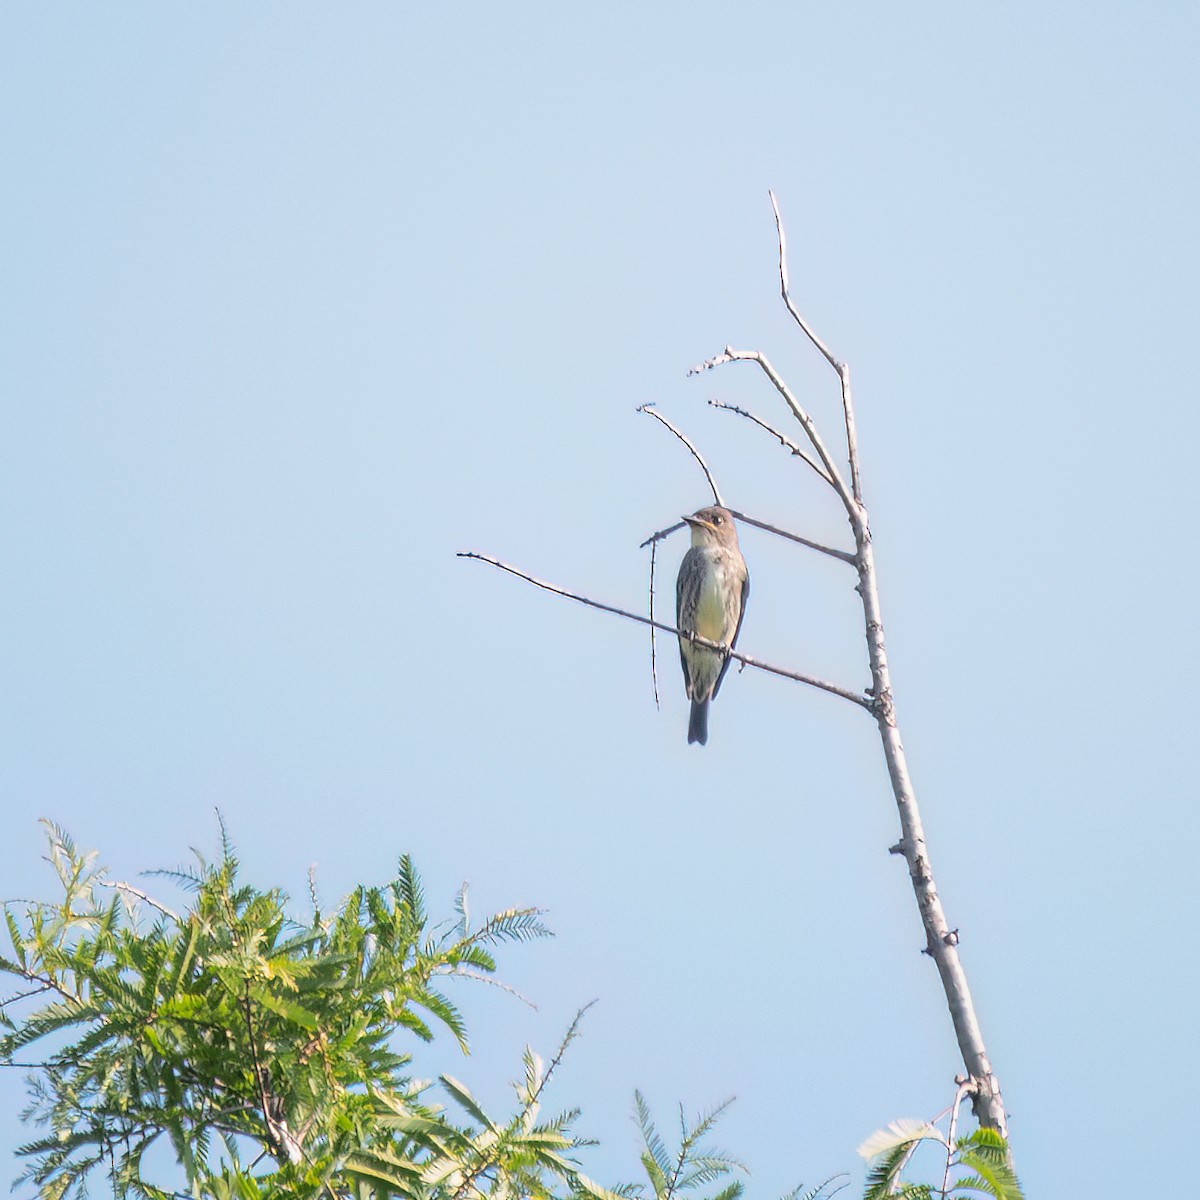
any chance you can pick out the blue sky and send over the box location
[3,5,1198,1197]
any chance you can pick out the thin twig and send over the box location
[768,190,839,371]
[5,965,80,1005]
[665,1095,739,1200]
[457,552,870,709]
[640,511,852,564]
[839,365,862,504]
[243,985,274,1153]
[707,399,835,489]
[942,1079,975,1198]
[649,537,661,709]
[727,511,855,565]
[530,1000,595,1108]
[639,519,685,549]
[243,984,303,1166]
[447,968,539,1010]
[448,1002,598,1200]
[691,348,856,516]
[769,190,862,503]
[2,984,57,1005]
[637,404,723,506]
[97,880,180,922]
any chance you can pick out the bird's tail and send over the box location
[687,699,709,746]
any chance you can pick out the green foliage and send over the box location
[343,1010,622,1200]
[633,1092,746,1200]
[629,1093,844,1200]
[4,821,1018,1200]
[858,1118,1023,1200]
[0,820,601,1200]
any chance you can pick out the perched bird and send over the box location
[675,505,749,746]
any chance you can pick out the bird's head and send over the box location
[682,506,740,548]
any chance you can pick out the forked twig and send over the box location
[768,189,862,502]
[691,348,856,516]
[768,189,839,371]
[457,552,871,710]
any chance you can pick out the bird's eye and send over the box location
[713,514,723,524]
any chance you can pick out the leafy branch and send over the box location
[858,1115,1023,1199]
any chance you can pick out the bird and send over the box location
[675,505,749,746]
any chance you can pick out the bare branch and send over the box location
[768,189,840,371]
[1,984,55,1007]
[648,536,661,709]
[457,551,871,710]
[726,511,855,565]
[640,511,851,564]
[689,349,736,375]
[639,519,685,549]
[446,968,539,1010]
[691,347,856,516]
[97,880,179,922]
[769,190,862,503]
[708,398,835,489]
[739,191,1008,1137]
[943,1079,975,1196]
[637,404,723,506]
[818,1177,852,1200]
[4,965,81,1005]
[839,364,862,504]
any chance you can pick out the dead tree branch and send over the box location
[637,403,723,506]
[648,535,661,709]
[97,880,180,922]
[457,552,871,710]
[691,347,856,516]
[768,189,840,373]
[639,512,851,565]
[699,193,1010,1140]
[638,520,686,548]
[768,189,862,503]
[458,194,1011,1150]
[707,399,836,490]
[726,511,855,565]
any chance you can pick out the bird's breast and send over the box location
[693,555,736,641]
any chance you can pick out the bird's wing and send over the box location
[711,566,750,699]
[676,548,698,698]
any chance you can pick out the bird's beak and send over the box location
[682,514,717,533]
